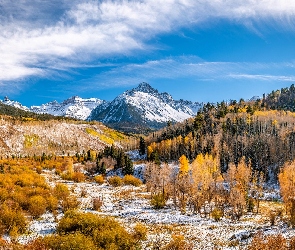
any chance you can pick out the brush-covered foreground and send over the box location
[0,156,295,249]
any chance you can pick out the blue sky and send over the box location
[0,0,295,106]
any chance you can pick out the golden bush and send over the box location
[36,166,42,174]
[28,195,47,218]
[43,233,96,250]
[57,210,140,249]
[54,183,70,200]
[108,176,123,187]
[123,175,142,187]
[94,175,104,185]
[0,204,27,236]
[46,195,58,213]
[72,172,86,183]
[133,223,147,241]
[211,208,223,222]
[151,193,166,209]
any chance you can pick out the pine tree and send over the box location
[139,137,146,156]
[123,156,134,175]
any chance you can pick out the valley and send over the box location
[0,84,295,249]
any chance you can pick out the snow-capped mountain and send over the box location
[30,96,107,120]
[0,96,30,111]
[89,82,202,132]
[1,83,202,132]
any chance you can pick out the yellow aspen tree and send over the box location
[279,161,295,226]
[191,153,222,217]
[179,155,189,176]
[147,146,153,159]
[226,158,251,220]
[177,155,190,213]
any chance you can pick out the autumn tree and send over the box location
[177,155,190,213]
[279,160,295,226]
[226,158,251,220]
[190,154,222,217]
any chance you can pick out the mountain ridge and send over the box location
[89,82,202,132]
[1,83,202,133]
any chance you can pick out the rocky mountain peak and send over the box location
[131,82,158,95]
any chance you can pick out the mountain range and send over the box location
[1,83,202,133]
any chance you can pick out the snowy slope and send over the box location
[30,96,107,120]
[0,96,30,111]
[90,82,202,132]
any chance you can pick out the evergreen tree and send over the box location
[123,156,134,175]
[139,137,146,156]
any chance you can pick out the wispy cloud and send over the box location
[1,0,295,90]
[229,74,295,82]
[67,57,295,92]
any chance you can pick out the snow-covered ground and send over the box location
[7,165,295,250]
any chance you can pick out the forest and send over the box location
[146,84,295,181]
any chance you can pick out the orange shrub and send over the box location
[94,175,104,185]
[28,195,47,218]
[54,184,70,200]
[123,175,142,187]
[0,204,27,236]
[72,172,86,183]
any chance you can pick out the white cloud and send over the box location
[0,0,295,87]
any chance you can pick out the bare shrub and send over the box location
[248,232,288,250]
[163,235,193,250]
[93,198,103,211]
[61,196,80,212]
[80,188,87,198]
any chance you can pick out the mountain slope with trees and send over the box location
[145,97,295,181]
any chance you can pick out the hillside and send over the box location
[145,100,295,180]
[0,115,134,156]
[264,84,295,111]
